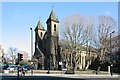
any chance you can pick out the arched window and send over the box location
[41,32,42,37]
[54,24,56,31]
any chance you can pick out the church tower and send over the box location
[34,20,46,69]
[35,20,46,40]
[46,9,59,70]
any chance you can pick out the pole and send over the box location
[110,33,112,76]
[30,28,33,75]
[110,31,115,76]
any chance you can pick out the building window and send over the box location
[41,32,42,37]
[54,24,56,31]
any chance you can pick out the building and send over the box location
[106,34,120,73]
[0,45,4,63]
[33,9,61,70]
[111,34,120,61]
[0,45,3,58]
[33,9,97,70]
[59,40,97,70]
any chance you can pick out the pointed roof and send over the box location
[46,9,59,23]
[35,20,45,31]
[49,10,57,20]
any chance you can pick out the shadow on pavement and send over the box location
[1,76,86,80]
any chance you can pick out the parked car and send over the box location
[7,65,17,70]
[0,64,8,70]
[0,64,4,73]
[2,64,9,70]
[22,65,31,71]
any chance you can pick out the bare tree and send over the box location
[61,14,86,71]
[8,47,18,64]
[82,16,95,70]
[61,14,116,72]
[0,49,6,64]
[93,16,116,73]
[3,52,10,64]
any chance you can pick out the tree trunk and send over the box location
[84,62,90,70]
[96,65,101,74]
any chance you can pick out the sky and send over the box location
[1,0,119,2]
[1,2,118,59]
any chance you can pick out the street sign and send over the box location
[59,62,62,65]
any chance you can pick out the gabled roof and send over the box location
[35,20,45,31]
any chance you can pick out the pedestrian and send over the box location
[21,68,25,76]
[19,69,22,76]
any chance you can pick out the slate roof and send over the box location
[49,10,58,20]
[35,20,45,31]
[46,10,59,23]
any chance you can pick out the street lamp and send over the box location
[30,28,33,75]
[110,31,115,76]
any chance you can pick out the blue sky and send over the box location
[1,2,118,58]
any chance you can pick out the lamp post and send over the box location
[110,31,115,76]
[30,28,33,75]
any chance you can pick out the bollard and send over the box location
[108,66,110,74]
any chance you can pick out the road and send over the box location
[1,73,120,80]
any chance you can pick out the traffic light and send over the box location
[19,53,23,61]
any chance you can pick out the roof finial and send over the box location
[39,17,41,20]
[37,17,41,26]
[57,16,58,20]
[52,6,54,11]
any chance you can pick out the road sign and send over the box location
[59,62,62,65]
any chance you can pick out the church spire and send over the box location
[49,7,57,20]
[46,7,59,23]
[35,20,45,31]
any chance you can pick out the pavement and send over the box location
[1,70,120,80]
[1,73,120,79]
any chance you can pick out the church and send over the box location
[33,9,61,70]
[33,8,97,71]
